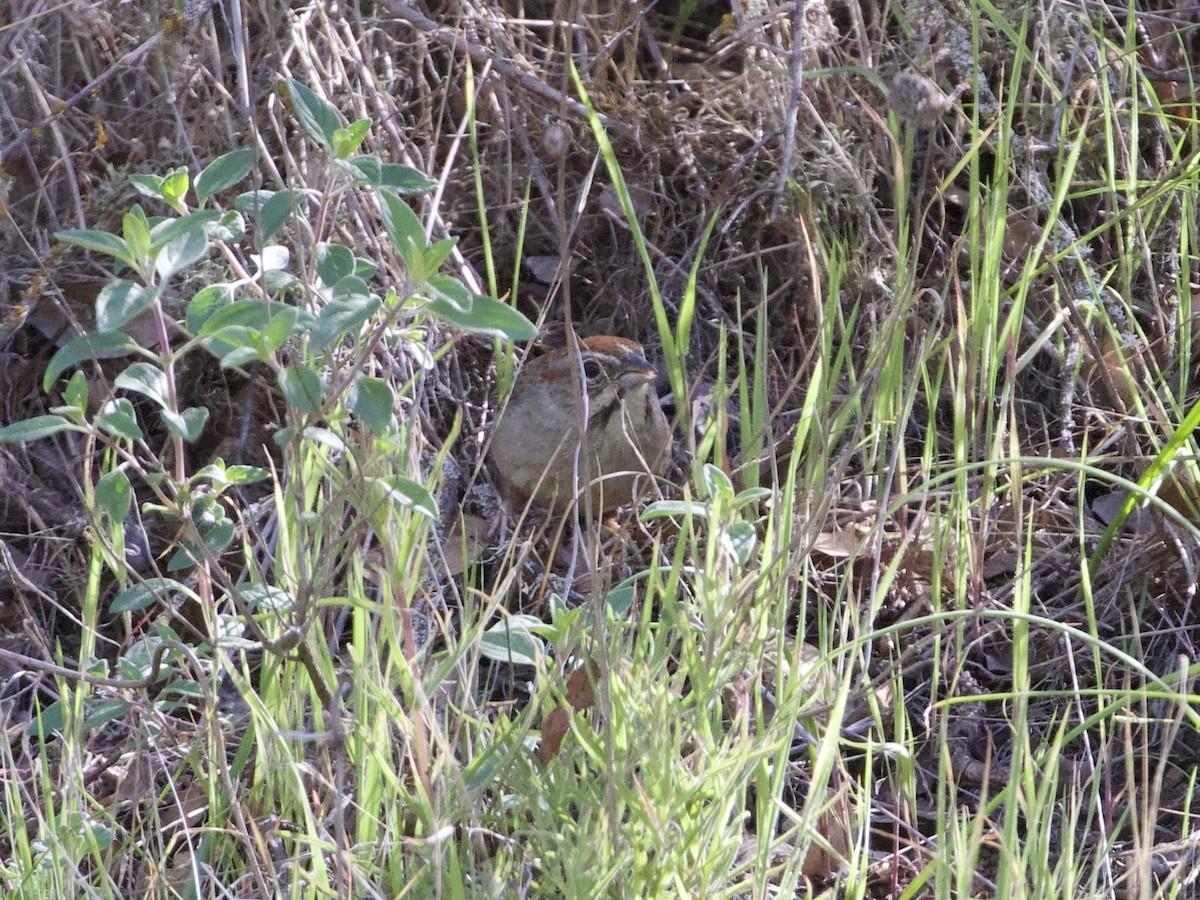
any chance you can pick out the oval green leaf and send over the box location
[96,398,143,441]
[278,363,323,414]
[0,415,76,443]
[44,332,140,391]
[56,228,131,265]
[286,79,342,147]
[95,470,132,522]
[111,577,187,613]
[353,376,394,435]
[96,279,158,332]
[378,475,438,519]
[115,362,170,409]
[479,618,544,667]
[426,292,538,341]
[195,147,255,205]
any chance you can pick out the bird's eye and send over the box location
[582,357,605,382]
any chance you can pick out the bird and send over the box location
[490,335,671,515]
[888,69,968,129]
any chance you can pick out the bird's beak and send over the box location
[617,355,658,388]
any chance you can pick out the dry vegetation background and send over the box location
[4,0,1200,895]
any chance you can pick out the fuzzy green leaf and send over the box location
[479,617,544,667]
[311,286,378,351]
[331,119,371,159]
[426,291,537,340]
[161,406,208,442]
[95,470,132,522]
[114,362,169,409]
[111,578,187,613]
[286,79,342,147]
[96,280,158,332]
[353,377,394,435]
[377,475,438,519]
[378,191,426,275]
[57,228,131,265]
[96,398,143,441]
[44,332,139,391]
[278,363,323,414]
[0,415,76,443]
[195,148,255,205]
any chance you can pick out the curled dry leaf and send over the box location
[811,527,863,560]
[537,660,600,764]
[800,785,857,878]
[440,514,489,578]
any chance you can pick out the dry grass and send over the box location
[3,0,1200,896]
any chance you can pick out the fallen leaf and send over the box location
[537,660,601,763]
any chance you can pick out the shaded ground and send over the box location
[3,0,1200,894]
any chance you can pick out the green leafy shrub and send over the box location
[1,77,536,708]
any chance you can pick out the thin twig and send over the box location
[380,1,632,137]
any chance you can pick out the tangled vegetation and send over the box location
[2,0,1200,896]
